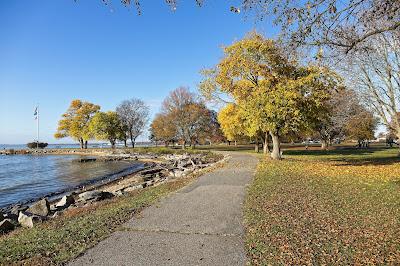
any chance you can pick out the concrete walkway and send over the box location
[70,152,258,266]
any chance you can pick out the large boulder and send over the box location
[0,219,15,233]
[27,198,50,216]
[55,195,75,209]
[18,212,43,228]
[78,191,113,202]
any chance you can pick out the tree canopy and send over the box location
[89,111,124,149]
[150,87,219,148]
[201,33,340,159]
[217,103,245,143]
[149,113,177,145]
[118,0,399,54]
[345,108,378,147]
[54,99,100,149]
[116,98,150,148]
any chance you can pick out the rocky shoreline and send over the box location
[0,150,225,234]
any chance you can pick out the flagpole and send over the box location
[37,105,39,149]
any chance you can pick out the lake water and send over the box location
[0,142,154,150]
[0,155,143,209]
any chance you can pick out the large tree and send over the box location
[200,33,338,159]
[345,32,400,146]
[313,88,362,149]
[345,108,378,148]
[89,111,124,149]
[55,99,100,149]
[149,113,177,146]
[161,87,211,149]
[116,98,150,148]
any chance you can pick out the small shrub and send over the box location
[26,142,48,149]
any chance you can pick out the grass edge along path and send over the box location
[0,158,225,265]
[244,148,400,265]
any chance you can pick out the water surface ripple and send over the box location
[0,155,142,208]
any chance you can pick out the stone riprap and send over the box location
[0,152,224,235]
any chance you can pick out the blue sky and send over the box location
[0,1,278,144]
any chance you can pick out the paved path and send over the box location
[70,152,258,266]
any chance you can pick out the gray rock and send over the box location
[27,198,50,216]
[124,184,144,193]
[0,213,4,222]
[172,169,185,178]
[50,204,58,212]
[10,204,28,215]
[112,191,124,197]
[0,219,15,233]
[78,191,113,202]
[55,195,75,208]
[140,168,163,176]
[18,212,43,228]
[73,158,96,163]
[143,174,154,181]
[4,213,18,223]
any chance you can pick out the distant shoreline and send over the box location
[0,142,154,151]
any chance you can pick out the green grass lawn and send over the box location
[245,147,400,265]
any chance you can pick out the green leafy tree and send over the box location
[89,111,123,149]
[345,108,378,148]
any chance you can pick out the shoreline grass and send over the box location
[0,170,207,265]
[245,148,400,264]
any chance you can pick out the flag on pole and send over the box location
[34,106,38,120]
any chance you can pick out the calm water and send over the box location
[0,155,142,208]
[0,142,153,150]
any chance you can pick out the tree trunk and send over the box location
[263,132,270,155]
[254,139,259,153]
[228,141,231,146]
[84,141,88,149]
[182,141,186,150]
[358,140,362,148]
[129,132,135,148]
[123,140,127,148]
[110,140,116,149]
[270,132,281,160]
[234,140,237,146]
[80,138,84,149]
[130,136,137,148]
[321,139,328,150]
[397,132,400,153]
